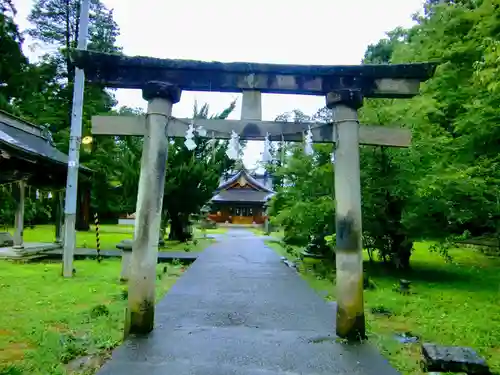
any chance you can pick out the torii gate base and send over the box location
[73,50,436,340]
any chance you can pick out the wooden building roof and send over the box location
[0,110,91,187]
[211,168,275,204]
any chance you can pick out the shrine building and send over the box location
[208,167,274,225]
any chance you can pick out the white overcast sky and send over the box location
[13,0,424,168]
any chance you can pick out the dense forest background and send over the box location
[1,0,499,258]
[0,0,235,240]
[267,0,500,268]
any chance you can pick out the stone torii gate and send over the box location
[72,50,435,340]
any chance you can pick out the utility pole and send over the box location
[62,0,90,277]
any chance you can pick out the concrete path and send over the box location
[98,229,399,375]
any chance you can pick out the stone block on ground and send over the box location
[0,232,14,247]
[421,343,490,374]
[116,239,133,251]
[116,238,167,251]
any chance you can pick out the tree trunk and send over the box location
[75,187,90,231]
[168,214,191,242]
[158,210,169,246]
[392,237,413,271]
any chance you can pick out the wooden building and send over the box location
[0,110,92,254]
[208,168,275,225]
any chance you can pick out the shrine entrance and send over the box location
[232,207,254,225]
[72,49,435,340]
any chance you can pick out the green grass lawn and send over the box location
[0,258,185,375]
[266,240,500,375]
[6,224,219,253]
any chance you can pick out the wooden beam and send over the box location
[92,116,411,147]
[72,50,437,98]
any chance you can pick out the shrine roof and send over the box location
[71,50,438,97]
[212,190,274,204]
[0,110,91,186]
[217,168,274,193]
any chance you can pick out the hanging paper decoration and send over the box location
[184,122,197,151]
[304,125,314,156]
[262,132,272,163]
[48,191,53,199]
[226,130,240,160]
[36,189,40,200]
[196,125,207,137]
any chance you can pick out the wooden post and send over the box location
[125,81,181,336]
[13,181,26,249]
[55,190,64,243]
[327,90,365,341]
[94,212,102,262]
[76,187,91,231]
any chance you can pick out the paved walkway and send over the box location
[98,230,399,375]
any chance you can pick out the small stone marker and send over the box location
[421,343,490,374]
[399,279,411,294]
[116,239,133,282]
[116,239,133,251]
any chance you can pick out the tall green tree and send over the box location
[270,0,500,267]
[0,2,55,226]
[27,0,120,79]
[360,0,500,259]
[0,1,30,110]
[88,106,145,220]
[164,102,237,241]
[25,0,120,145]
[24,0,122,230]
[268,109,335,246]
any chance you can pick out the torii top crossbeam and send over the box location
[71,50,436,98]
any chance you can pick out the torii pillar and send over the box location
[125,81,181,336]
[326,89,365,340]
